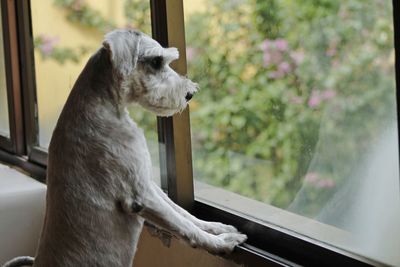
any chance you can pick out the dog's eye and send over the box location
[149,56,163,70]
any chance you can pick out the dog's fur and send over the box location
[18,30,247,267]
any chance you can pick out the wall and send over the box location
[133,226,242,267]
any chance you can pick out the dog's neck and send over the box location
[78,47,128,117]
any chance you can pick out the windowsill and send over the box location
[0,162,46,264]
[194,181,385,267]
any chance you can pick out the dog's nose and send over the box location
[185,93,194,101]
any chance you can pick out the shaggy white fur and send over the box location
[20,29,246,267]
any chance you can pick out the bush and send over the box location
[186,0,395,215]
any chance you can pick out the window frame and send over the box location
[0,0,397,266]
[0,0,24,155]
[15,0,47,167]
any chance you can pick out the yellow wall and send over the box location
[30,0,130,146]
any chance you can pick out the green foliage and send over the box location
[36,0,152,64]
[253,0,281,39]
[34,35,90,64]
[53,0,115,32]
[186,0,395,214]
[124,0,151,34]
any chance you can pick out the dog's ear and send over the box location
[103,30,141,77]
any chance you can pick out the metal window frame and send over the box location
[150,0,194,210]
[14,0,47,167]
[0,0,24,155]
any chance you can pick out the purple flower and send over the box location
[186,47,197,62]
[263,52,272,67]
[322,89,336,100]
[316,179,336,189]
[38,35,59,56]
[269,71,284,79]
[278,61,291,74]
[305,172,319,183]
[274,38,288,51]
[305,172,336,189]
[271,52,283,65]
[308,91,322,108]
[260,39,272,51]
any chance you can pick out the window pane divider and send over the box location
[0,0,24,154]
[15,0,43,166]
[150,0,194,210]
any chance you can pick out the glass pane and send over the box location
[185,0,399,265]
[31,0,159,183]
[0,5,10,138]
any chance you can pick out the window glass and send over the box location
[185,0,399,265]
[0,6,10,138]
[31,0,160,182]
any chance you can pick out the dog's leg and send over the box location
[150,181,240,235]
[130,185,247,254]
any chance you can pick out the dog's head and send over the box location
[103,29,198,117]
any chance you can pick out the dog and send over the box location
[2,29,246,267]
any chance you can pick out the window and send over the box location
[184,0,399,266]
[0,0,399,266]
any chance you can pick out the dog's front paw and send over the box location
[193,232,247,254]
[200,221,240,235]
[213,232,248,254]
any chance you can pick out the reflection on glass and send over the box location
[0,5,10,138]
[31,0,159,182]
[185,0,399,265]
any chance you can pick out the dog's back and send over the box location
[33,47,146,267]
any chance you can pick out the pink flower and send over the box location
[308,91,322,108]
[38,35,59,56]
[278,61,291,74]
[186,47,197,62]
[274,38,288,51]
[305,172,336,189]
[270,51,283,65]
[316,179,336,189]
[322,89,336,100]
[269,71,284,79]
[305,172,319,183]
[260,39,272,51]
[263,52,272,67]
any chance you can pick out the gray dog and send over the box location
[3,29,246,267]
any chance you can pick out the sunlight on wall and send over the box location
[31,0,128,147]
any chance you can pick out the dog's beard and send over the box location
[138,98,187,117]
